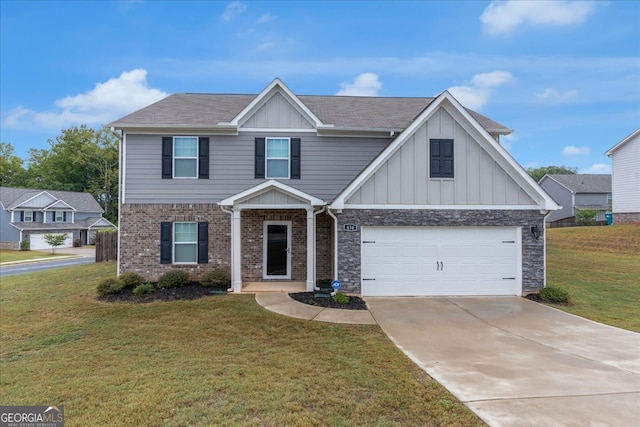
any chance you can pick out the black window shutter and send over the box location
[162,137,173,179]
[52,212,56,222]
[198,137,209,179]
[290,138,301,179]
[160,222,172,264]
[255,137,266,179]
[197,222,208,264]
[430,139,454,178]
[20,211,24,221]
[63,211,67,221]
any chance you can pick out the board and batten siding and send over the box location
[240,91,314,129]
[123,133,390,204]
[345,107,535,206]
[611,134,640,214]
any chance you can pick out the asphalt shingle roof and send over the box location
[547,174,612,194]
[110,93,511,134]
[0,187,103,213]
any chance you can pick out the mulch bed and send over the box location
[98,282,225,304]
[289,292,368,310]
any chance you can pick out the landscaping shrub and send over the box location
[575,208,598,226]
[119,272,144,288]
[133,283,155,296]
[157,270,190,288]
[19,240,30,251]
[96,277,125,297]
[332,291,350,305]
[200,270,231,288]
[540,285,570,304]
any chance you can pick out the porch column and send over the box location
[232,209,242,293]
[306,208,315,292]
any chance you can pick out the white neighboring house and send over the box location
[605,128,640,224]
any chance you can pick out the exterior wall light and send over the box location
[531,225,542,240]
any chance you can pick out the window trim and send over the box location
[23,210,33,222]
[429,138,454,179]
[265,137,291,179]
[55,211,64,222]
[173,222,198,264]
[173,136,199,179]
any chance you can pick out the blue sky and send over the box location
[1,0,639,174]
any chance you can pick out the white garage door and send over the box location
[361,227,520,296]
[29,233,73,250]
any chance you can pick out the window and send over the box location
[23,211,33,222]
[255,137,301,179]
[430,139,454,178]
[162,136,209,179]
[160,221,208,264]
[266,138,290,178]
[55,211,64,222]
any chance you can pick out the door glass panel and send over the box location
[266,224,288,276]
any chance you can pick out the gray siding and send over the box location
[20,193,56,208]
[241,190,308,205]
[124,132,390,203]
[240,92,314,129]
[611,134,640,213]
[75,212,104,221]
[0,208,20,244]
[575,193,610,221]
[346,108,535,206]
[539,177,573,222]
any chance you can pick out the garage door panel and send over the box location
[29,233,73,250]
[361,227,520,296]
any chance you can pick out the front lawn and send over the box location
[0,263,483,426]
[0,248,61,263]
[546,224,640,332]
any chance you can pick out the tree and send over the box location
[0,142,29,186]
[43,233,69,254]
[526,165,578,183]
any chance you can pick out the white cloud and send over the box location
[221,1,247,21]
[562,145,590,156]
[336,73,383,96]
[536,88,578,101]
[4,69,167,130]
[580,163,611,174]
[257,12,276,23]
[481,0,597,36]
[448,71,516,110]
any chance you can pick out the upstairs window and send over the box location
[23,211,33,222]
[255,137,301,179]
[52,211,67,222]
[162,136,209,179]
[430,139,454,178]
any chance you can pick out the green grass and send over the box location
[546,224,640,332]
[0,248,63,263]
[0,263,483,427]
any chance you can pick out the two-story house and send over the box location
[0,187,117,250]
[110,78,558,297]
[606,128,640,224]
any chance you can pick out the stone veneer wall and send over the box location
[119,203,231,282]
[613,212,640,224]
[335,209,546,295]
[120,204,334,284]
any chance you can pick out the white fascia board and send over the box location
[341,204,545,210]
[88,217,117,228]
[218,180,325,207]
[46,200,76,210]
[605,128,640,156]
[112,126,238,135]
[229,78,326,128]
[238,128,317,133]
[13,190,58,210]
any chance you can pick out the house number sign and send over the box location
[343,224,358,232]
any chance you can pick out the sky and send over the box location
[1,0,639,174]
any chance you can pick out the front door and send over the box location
[263,221,291,279]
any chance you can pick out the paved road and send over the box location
[0,257,95,278]
[367,296,640,427]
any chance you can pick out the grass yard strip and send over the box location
[546,225,640,332]
[0,248,64,263]
[1,263,484,427]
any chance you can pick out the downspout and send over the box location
[541,209,552,290]
[220,205,235,293]
[326,208,339,282]
[313,205,327,290]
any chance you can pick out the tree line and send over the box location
[0,125,119,224]
[1,123,578,226]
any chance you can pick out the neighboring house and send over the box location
[0,187,117,250]
[538,174,612,224]
[110,78,559,297]
[605,128,640,224]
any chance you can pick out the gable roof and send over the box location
[331,91,559,211]
[542,174,612,194]
[0,187,103,212]
[605,128,640,156]
[218,180,324,207]
[110,79,511,135]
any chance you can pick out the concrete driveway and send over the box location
[366,297,640,427]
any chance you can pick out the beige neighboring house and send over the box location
[605,128,640,224]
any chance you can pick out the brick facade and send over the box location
[613,212,640,224]
[334,209,546,294]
